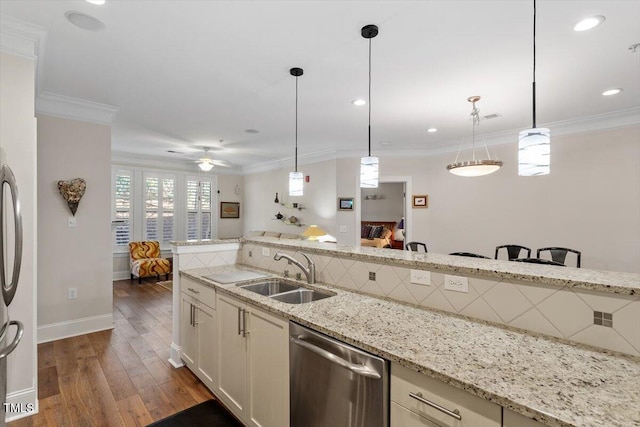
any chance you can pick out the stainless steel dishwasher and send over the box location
[290,322,389,427]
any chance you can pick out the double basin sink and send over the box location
[236,280,334,304]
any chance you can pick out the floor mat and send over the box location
[156,280,173,291]
[146,399,242,427]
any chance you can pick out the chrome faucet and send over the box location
[274,251,316,284]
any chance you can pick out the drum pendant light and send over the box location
[360,24,379,189]
[519,0,550,176]
[289,67,304,196]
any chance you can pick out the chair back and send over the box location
[450,252,490,259]
[495,244,531,260]
[129,241,162,261]
[406,242,428,252]
[537,247,581,268]
[513,257,566,267]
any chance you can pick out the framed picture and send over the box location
[338,197,354,211]
[412,195,428,208]
[220,202,240,218]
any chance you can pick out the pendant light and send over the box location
[519,0,550,176]
[289,67,304,196]
[447,96,503,177]
[360,24,379,189]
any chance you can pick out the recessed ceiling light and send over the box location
[574,16,605,32]
[65,11,105,31]
[85,0,106,5]
[426,128,438,133]
[244,129,259,134]
[602,88,622,96]
[352,99,366,106]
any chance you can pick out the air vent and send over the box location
[65,11,105,31]
[483,113,502,120]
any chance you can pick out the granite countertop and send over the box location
[170,238,241,246]
[181,265,640,427]
[241,237,640,296]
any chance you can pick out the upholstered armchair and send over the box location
[128,241,171,284]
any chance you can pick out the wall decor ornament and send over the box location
[57,178,86,216]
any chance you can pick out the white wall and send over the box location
[0,51,38,419]
[243,160,337,237]
[37,115,113,341]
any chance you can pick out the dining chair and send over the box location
[449,252,490,259]
[537,247,581,268]
[405,242,428,252]
[513,257,566,267]
[495,245,531,261]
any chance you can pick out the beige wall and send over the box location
[217,174,244,238]
[0,51,38,417]
[361,182,404,222]
[245,126,639,273]
[243,160,337,237]
[37,115,113,339]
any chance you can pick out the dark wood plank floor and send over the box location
[9,279,214,427]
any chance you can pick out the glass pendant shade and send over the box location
[518,128,550,176]
[289,171,304,196]
[360,156,379,188]
[447,160,502,177]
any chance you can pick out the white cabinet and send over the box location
[217,293,290,427]
[180,277,217,391]
[503,409,546,427]
[391,363,501,427]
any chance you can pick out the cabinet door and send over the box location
[217,294,247,420]
[503,409,545,427]
[196,302,217,391]
[246,307,290,427]
[180,294,197,368]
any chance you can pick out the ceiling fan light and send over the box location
[289,171,304,196]
[518,128,550,176]
[360,156,379,188]
[198,158,214,171]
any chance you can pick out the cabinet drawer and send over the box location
[391,364,500,427]
[391,401,439,427]
[182,277,216,308]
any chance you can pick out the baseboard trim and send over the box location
[113,270,131,281]
[4,386,38,423]
[169,343,184,368]
[37,313,114,344]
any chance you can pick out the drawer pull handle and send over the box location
[187,287,200,294]
[409,392,462,421]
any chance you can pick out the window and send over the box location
[144,174,175,244]
[113,170,132,248]
[187,178,213,240]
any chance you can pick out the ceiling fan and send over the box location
[166,142,235,170]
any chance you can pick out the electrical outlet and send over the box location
[339,225,347,233]
[262,247,270,257]
[248,250,252,257]
[68,287,78,300]
[368,272,376,281]
[594,311,613,327]
[444,275,469,293]
[410,269,431,285]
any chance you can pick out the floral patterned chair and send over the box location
[129,241,171,284]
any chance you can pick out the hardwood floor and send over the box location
[9,279,214,427]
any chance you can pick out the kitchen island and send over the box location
[170,238,640,427]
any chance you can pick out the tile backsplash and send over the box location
[241,242,640,357]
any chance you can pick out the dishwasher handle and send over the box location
[291,336,381,379]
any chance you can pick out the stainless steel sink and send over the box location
[237,280,301,296]
[269,289,334,304]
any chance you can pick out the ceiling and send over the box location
[1,0,639,173]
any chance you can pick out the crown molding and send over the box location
[111,152,242,175]
[240,148,338,175]
[1,15,47,92]
[36,91,119,125]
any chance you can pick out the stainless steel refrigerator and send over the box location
[0,161,24,426]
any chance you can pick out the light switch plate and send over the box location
[410,269,431,285]
[262,247,270,257]
[68,217,77,228]
[444,275,469,293]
